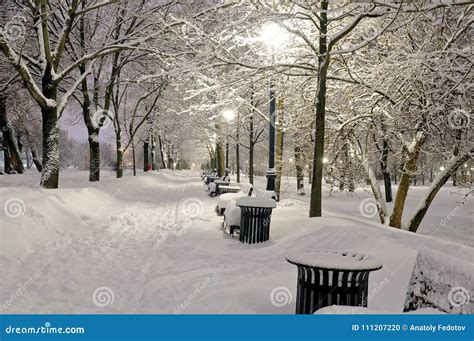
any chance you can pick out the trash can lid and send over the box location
[236,197,276,208]
[286,250,383,271]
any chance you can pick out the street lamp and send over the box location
[260,22,288,192]
[223,109,235,122]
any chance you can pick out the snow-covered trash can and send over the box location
[235,197,276,244]
[286,250,383,314]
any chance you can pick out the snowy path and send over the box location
[1,171,297,313]
[1,170,473,314]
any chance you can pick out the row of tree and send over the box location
[1,0,472,233]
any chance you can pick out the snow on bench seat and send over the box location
[235,197,276,208]
[218,186,241,194]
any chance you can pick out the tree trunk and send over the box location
[157,134,166,169]
[405,154,470,232]
[167,144,174,170]
[28,145,40,171]
[26,147,33,169]
[116,129,123,178]
[132,140,136,176]
[40,104,59,188]
[88,130,100,181]
[143,139,149,171]
[24,128,42,172]
[225,140,229,170]
[295,144,305,195]
[389,146,423,228]
[79,18,100,183]
[0,92,24,174]
[151,135,156,170]
[309,0,329,217]
[362,157,389,224]
[216,141,225,177]
[380,138,392,202]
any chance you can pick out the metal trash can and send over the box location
[286,250,383,314]
[236,198,276,244]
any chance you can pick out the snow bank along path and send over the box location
[1,170,472,314]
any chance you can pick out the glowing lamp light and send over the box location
[222,110,235,122]
[261,22,288,49]
[322,157,329,164]
[440,166,445,171]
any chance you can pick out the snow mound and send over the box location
[404,248,474,314]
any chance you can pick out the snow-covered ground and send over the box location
[0,170,472,314]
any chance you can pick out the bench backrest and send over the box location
[253,188,276,200]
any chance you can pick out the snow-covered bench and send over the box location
[208,179,232,197]
[218,185,241,195]
[204,175,220,185]
[315,248,473,315]
[224,197,276,243]
[222,188,275,227]
[403,248,473,314]
[215,183,253,216]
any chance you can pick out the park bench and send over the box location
[403,248,473,314]
[204,175,220,185]
[218,185,241,195]
[208,179,231,196]
[286,250,383,314]
[201,171,214,180]
[224,196,276,244]
[215,184,253,216]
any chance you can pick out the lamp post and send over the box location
[267,80,276,190]
[261,22,288,192]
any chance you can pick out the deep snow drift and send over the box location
[0,170,472,314]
